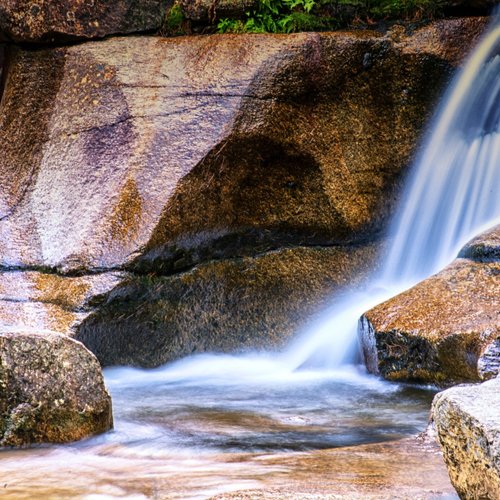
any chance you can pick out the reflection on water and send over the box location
[0,363,452,499]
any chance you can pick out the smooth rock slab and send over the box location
[359,258,500,385]
[0,19,486,275]
[432,377,500,499]
[0,330,112,447]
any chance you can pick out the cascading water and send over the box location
[1,14,499,500]
[285,12,500,369]
[382,19,500,284]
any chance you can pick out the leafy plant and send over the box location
[218,0,321,34]
[217,0,445,34]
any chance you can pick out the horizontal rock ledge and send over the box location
[75,243,382,368]
[0,0,170,44]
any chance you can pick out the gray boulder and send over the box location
[432,377,500,499]
[0,330,113,447]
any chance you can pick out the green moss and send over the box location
[163,3,186,35]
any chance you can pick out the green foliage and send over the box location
[163,3,185,34]
[217,0,445,34]
[218,0,323,34]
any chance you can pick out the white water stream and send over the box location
[0,14,498,500]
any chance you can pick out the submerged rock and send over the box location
[0,0,169,44]
[360,226,500,385]
[0,330,112,447]
[432,377,500,499]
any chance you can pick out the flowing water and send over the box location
[1,14,499,500]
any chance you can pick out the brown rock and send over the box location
[178,0,257,22]
[0,330,112,447]
[76,244,381,367]
[432,377,500,499]
[359,257,500,385]
[0,0,169,44]
[0,19,486,276]
[459,223,500,262]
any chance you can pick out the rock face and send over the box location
[0,19,488,365]
[0,0,169,44]
[178,0,257,22]
[360,225,500,385]
[0,20,486,274]
[0,271,126,335]
[432,377,500,499]
[0,330,112,447]
[76,244,381,367]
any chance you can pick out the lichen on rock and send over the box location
[0,330,113,447]
[432,377,500,499]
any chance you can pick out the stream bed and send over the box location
[0,358,457,499]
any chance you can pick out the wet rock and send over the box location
[359,256,500,385]
[0,19,488,364]
[0,330,112,447]
[432,377,500,499]
[0,0,169,44]
[76,244,381,367]
[0,19,486,275]
[459,223,500,262]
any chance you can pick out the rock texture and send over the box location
[76,244,381,367]
[0,271,126,336]
[459,223,500,262]
[178,0,257,22]
[0,330,112,447]
[432,377,500,499]
[0,0,169,44]
[0,19,487,365]
[0,21,486,274]
[360,226,500,385]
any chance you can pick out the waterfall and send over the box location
[284,13,500,370]
[382,19,500,285]
[109,13,499,381]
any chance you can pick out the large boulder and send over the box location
[0,330,112,447]
[432,377,500,499]
[76,244,381,367]
[0,0,170,44]
[0,20,486,274]
[0,19,488,364]
[359,225,500,385]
